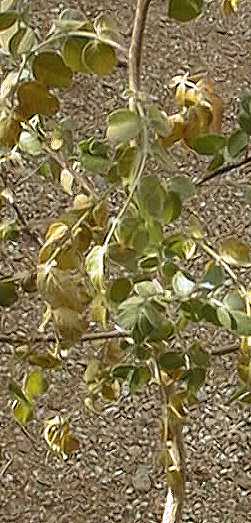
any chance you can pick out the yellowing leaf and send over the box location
[168,0,203,22]
[158,113,184,148]
[13,401,33,425]
[0,11,18,31]
[0,116,21,148]
[221,0,240,15]
[0,278,18,306]
[33,51,73,88]
[82,40,117,76]
[62,36,90,73]
[17,81,60,119]
[107,109,141,143]
[85,245,105,289]
[45,222,68,244]
[219,239,251,267]
[53,306,87,343]
[24,370,48,400]
[60,168,74,195]
[183,105,213,147]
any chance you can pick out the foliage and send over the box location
[0,0,249,519]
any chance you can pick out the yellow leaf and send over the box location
[0,116,21,148]
[32,51,73,88]
[221,0,240,15]
[17,81,60,119]
[60,168,74,195]
[53,306,87,342]
[158,113,185,149]
[82,40,117,77]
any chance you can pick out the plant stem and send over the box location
[128,0,151,96]
[200,241,240,284]
[103,0,152,249]
[197,155,251,186]
[103,103,148,249]
[0,329,129,346]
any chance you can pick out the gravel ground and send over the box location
[1,1,251,522]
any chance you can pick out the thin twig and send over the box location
[211,345,239,357]
[197,156,251,186]
[0,457,13,478]
[0,329,130,346]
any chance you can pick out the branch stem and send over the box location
[128,0,151,96]
[197,156,251,186]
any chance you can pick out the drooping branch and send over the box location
[197,155,251,186]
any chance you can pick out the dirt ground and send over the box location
[0,1,251,522]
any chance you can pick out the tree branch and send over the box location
[197,155,251,186]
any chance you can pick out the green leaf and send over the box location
[82,41,117,76]
[32,51,73,88]
[162,262,179,285]
[168,0,203,22]
[134,280,162,298]
[0,219,19,241]
[85,245,105,289]
[163,191,182,224]
[24,370,48,400]
[168,176,195,201]
[231,311,251,336]
[129,366,151,394]
[9,380,29,404]
[239,111,251,135]
[117,296,144,330]
[137,174,166,218]
[159,351,185,370]
[149,320,174,341]
[107,109,141,143]
[239,93,251,135]
[0,279,18,306]
[184,367,206,394]
[148,105,170,136]
[116,145,138,179]
[109,277,132,303]
[223,291,245,312]
[217,306,233,330]
[202,262,225,290]
[172,271,195,298]
[0,11,17,31]
[13,401,33,425]
[9,26,36,56]
[27,352,62,369]
[19,131,42,156]
[112,365,134,380]
[228,129,248,158]
[189,343,210,368]
[109,244,137,271]
[207,152,225,172]
[219,238,251,267]
[192,133,226,155]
